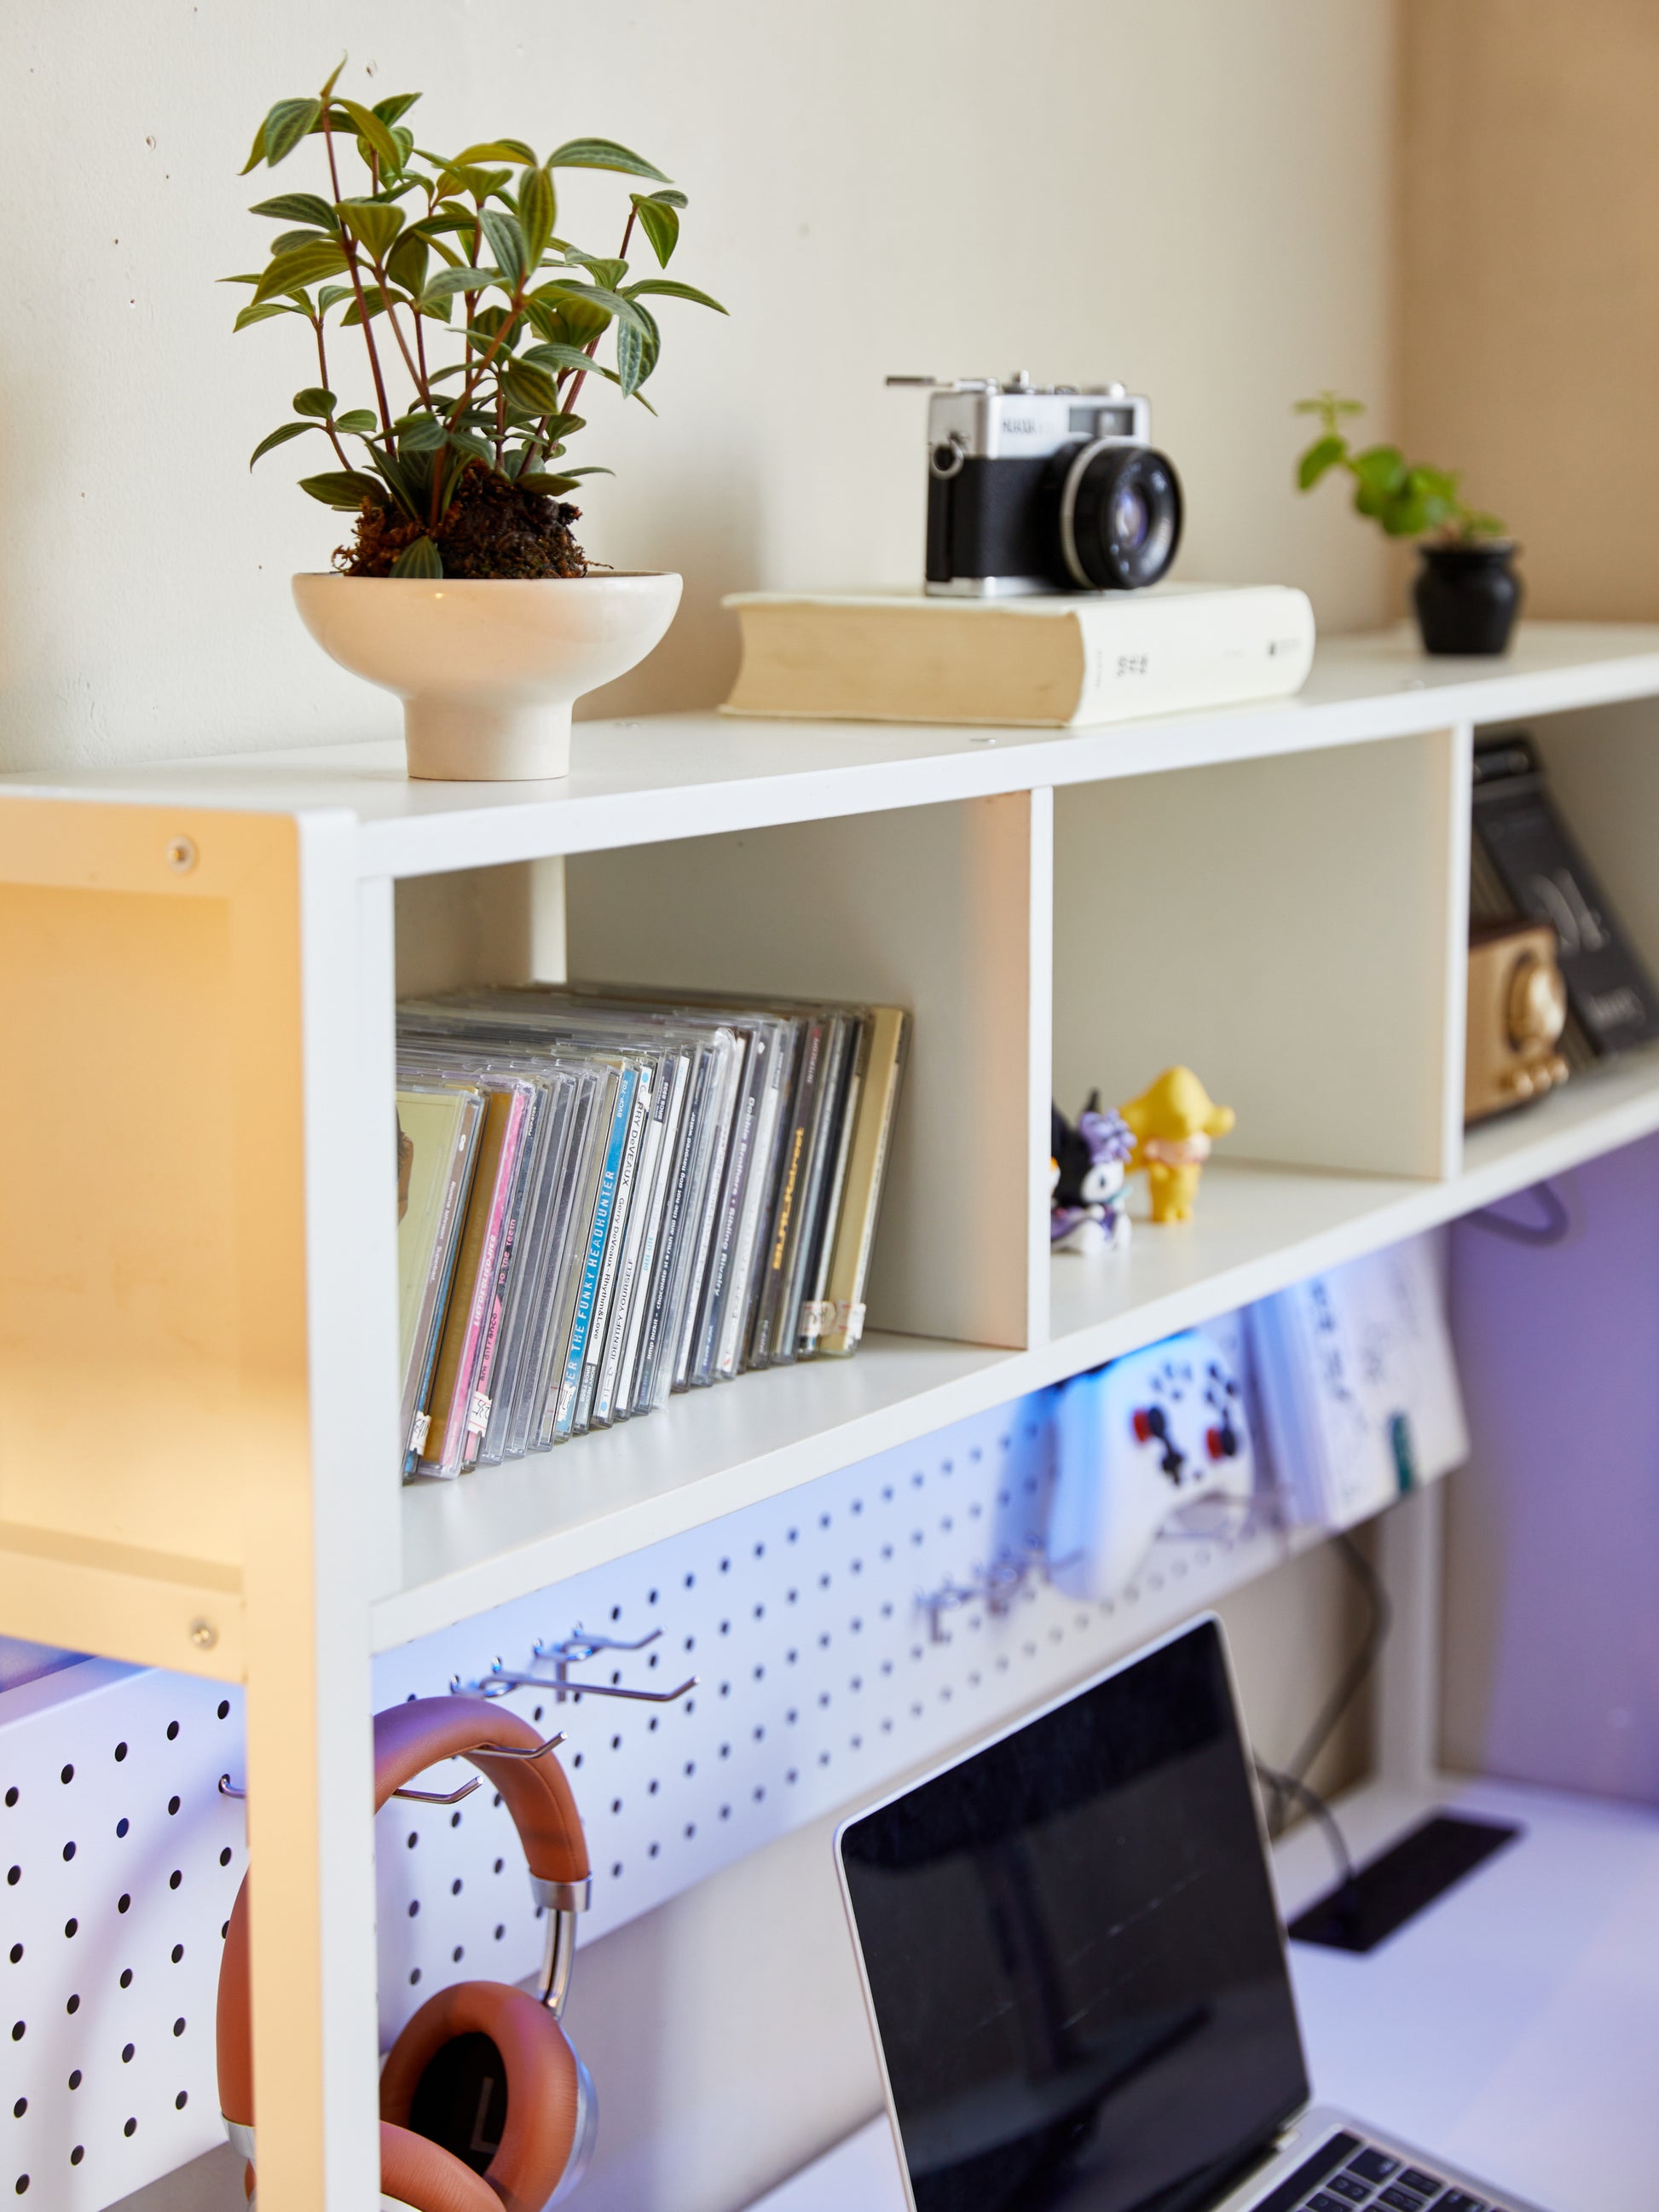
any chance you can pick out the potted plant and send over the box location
[229,64,725,779]
[1292,392,1521,656]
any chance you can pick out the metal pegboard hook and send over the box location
[219,1769,484,1809]
[461,1649,697,1706]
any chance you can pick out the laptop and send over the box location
[834,1617,1546,2212]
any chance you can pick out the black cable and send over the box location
[1278,1531,1392,1798]
[1253,1757,1356,1895]
[1465,1177,1572,1247]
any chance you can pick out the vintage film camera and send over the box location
[888,372,1183,596]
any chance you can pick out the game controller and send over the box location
[1049,1325,1256,1601]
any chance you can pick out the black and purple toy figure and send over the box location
[1050,1093,1135,1254]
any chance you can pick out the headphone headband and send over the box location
[217,1697,590,2130]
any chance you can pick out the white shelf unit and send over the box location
[6,620,1659,2206]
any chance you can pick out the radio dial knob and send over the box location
[1506,953,1568,1049]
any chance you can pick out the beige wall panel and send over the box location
[1398,1,1659,619]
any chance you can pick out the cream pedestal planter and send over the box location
[293,571,683,780]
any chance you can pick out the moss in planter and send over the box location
[337,465,589,580]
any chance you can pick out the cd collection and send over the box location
[393,985,909,1479]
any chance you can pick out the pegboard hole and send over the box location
[217,1701,230,1720]
[5,1948,16,1966]
[219,1848,233,1867]
[2,1791,14,1809]
[165,1723,178,1741]
[174,2094,188,2111]
[167,1870,181,1891]
[71,2145,84,2163]
[59,1766,72,1786]
[65,1996,78,2016]
[408,1970,420,1988]
[172,2018,184,2037]
[115,1819,128,1839]
[60,1844,74,1863]
[123,2119,136,2138]
[113,1744,127,1763]
[9,2024,22,2042]
[9,2103,20,2122]
[494,1925,506,1941]
[171,1945,183,1964]
[15,2175,28,2194]
[167,1796,180,1816]
[121,2044,134,2064]
[118,1971,131,1989]
[66,2073,80,2093]
[5,1871,18,1889]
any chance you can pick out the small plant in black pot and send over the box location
[1293,393,1521,655]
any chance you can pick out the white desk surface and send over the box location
[745,1776,1659,2212]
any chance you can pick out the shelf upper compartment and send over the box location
[8,622,1659,876]
[373,1048,1659,1653]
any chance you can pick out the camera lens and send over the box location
[1059,443,1182,589]
[1108,480,1150,553]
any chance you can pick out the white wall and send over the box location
[35,4,1401,2208]
[2,0,1394,773]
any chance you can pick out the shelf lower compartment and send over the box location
[374,1051,1659,1654]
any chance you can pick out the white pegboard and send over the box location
[0,1660,246,2208]
[0,1348,1308,2208]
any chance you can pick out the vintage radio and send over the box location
[1465,918,1570,1124]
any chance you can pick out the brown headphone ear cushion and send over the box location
[381,1981,582,2212]
[379,2120,502,2212]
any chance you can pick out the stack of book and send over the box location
[393,986,908,1479]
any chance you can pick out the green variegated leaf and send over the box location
[396,413,448,453]
[540,280,647,332]
[518,472,581,494]
[270,228,332,255]
[252,237,350,303]
[632,299,661,383]
[418,266,494,308]
[386,232,430,297]
[480,207,529,286]
[372,92,420,125]
[240,118,269,176]
[454,138,538,165]
[249,191,339,230]
[260,98,321,168]
[250,420,320,467]
[568,255,627,288]
[446,430,496,468]
[341,286,398,325]
[337,98,401,171]
[391,536,444,577]
[518,166,557,264]
[390,126,415,169]
[298,469,384,508]
[367,448,423,518]
[292,385,336,417]
[338,198,406,259]
[615,316,645,398]
[521,339,601,379]
[523,292,610,349]
[316,284,355,313]
[548,137,669,182]
[624,277,726,312]
[233,300,293,331]
[440,164,513,202]
[630,193,679,267]
[500,355,564,414]
[334,408,377,434]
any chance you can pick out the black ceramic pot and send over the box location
[1413,541,1523,655]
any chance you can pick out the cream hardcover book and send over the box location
[720,582,1315,729]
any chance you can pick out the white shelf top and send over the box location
[8,622,1659,874]
[748,1774,1659,2212]
[374,1047,1659,1652]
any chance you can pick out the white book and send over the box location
[720,582,1315,729]
[1247,1236,1470,1528]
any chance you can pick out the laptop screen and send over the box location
[837,1620,1309,2212]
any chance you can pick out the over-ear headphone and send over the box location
[217,1696,596,2211]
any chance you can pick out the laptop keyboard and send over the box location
[1257,2128,1520,2212]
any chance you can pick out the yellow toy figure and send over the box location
[1120,1068,1235,1223]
